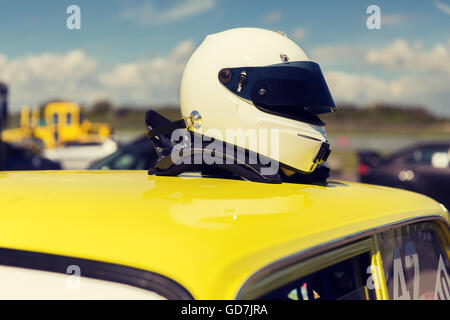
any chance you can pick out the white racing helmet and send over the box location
[180,28,336,174]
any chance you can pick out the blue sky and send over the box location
[0,0,449,115]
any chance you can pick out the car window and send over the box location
[113,153,136,169]
[89,142,157,170]
[0,248,193,300]
[258,252,375,300]
[421,147,448,165]
[378,221,450,300]
[102,151,150,170]
[0,265,167,300]
[90,150,138,170]
[405,146,449,168]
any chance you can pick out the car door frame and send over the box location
[237,215,449,300]
[237,237,385,300]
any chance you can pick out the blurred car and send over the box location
[358,141,450,208]
[0,141,61,171]
[44,138,118,169]
[88,135,157,170]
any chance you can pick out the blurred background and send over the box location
[0,0,449,204]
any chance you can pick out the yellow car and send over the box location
[0,171,448,300]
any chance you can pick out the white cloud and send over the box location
[291,27,307,41]
[366,38,450,73]
[0,54,7,66]
[0,40,195,111]
[434,1,450,15]
[325,71,391,102]
[262,11,282,23]
[381,14,407,25]
[324,70,450,115]
[317,39,450,115]
[308,39,450,114]
[0,50,100,109]
[120,0,216,24]
[311,39,450,73]
[99,40,195,104]
[309,45,363,64]
[1,38,448,116]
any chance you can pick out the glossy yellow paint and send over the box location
[0,171,447,299]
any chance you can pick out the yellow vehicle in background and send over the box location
[2,102,112,149]
[1,102,117,169]
[0,171,448,300]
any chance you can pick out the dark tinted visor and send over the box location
[219,61,336,124]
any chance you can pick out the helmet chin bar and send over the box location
[144,110,330,184]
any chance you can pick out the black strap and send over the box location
[147,119,186,139]
[280,164,330,185]
[145,109,187,139]
[149,149,283,184]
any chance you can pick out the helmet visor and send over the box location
[219,61,336,124]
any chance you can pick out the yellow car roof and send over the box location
[0,171,447,299]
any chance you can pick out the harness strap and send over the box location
[146,119,186,139]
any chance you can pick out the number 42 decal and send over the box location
[393,241,450,300]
